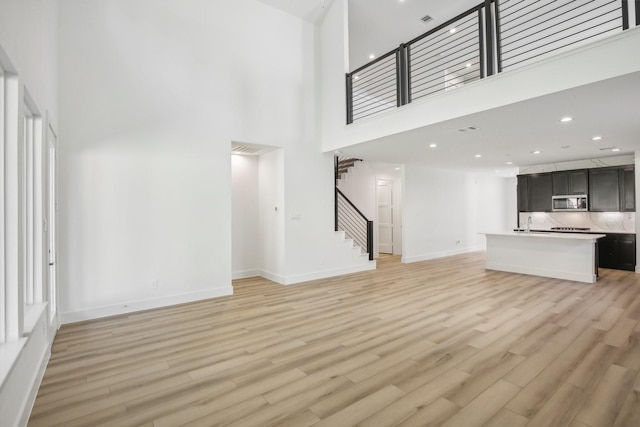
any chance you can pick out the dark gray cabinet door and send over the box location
[622,167,635,212]
[589,168,620,212]
[552,170,588,195]
[517,175,529,212]
[598,233,636,271]
[529,174,552,212]
[619,235,636,271]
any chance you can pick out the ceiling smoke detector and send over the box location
[421,15,433,23]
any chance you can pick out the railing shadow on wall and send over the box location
[346,0,634,125]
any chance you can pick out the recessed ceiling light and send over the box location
[506,161,513,165]
[531,150,541,154]
[592,136,602,141]
[429,143,437,148]
[560,117,573,122]
[369,54,375,60]
[395,167,401,170]
[612,148,621,152]
[474,154,482,158]
[449,28,456,34]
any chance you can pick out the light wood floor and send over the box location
[29,252,640,427]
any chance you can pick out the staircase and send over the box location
[336,157,361,180]
[334,156,374,261]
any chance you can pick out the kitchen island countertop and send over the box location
[482,231,606,283]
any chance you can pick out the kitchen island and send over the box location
[483,231,606,283]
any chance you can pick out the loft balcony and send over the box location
[321,0,640,158]
[346,0,637,124]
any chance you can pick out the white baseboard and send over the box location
[402,246,483,264]
[19,347,50,427]
[232,269,261,280]
[60,286,233,324]
[284,261,376,285]
[259,270,286,284]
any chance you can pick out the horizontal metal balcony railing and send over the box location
[346,0,635,124]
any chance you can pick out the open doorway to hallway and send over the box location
[230,142,283,282]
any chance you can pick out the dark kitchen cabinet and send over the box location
[517,175,529,212]
[589,167,621,212]
[621,166,635,212]
[598,233,636,271]
[589,166,635,212]
[552,169,588,195]
[529,173,553,212]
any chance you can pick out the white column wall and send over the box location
[402,165,512,263]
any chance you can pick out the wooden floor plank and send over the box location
[27,253,640,426]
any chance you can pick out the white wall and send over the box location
[402,166,511,263]
[0,0,58,127]
[0,2,59,426]
[56,0,316,320]
[57,0,372,318]
[231,154,260,278]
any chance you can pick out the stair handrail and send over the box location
[334,156,374,260]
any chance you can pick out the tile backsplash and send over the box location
[518,211,635,233]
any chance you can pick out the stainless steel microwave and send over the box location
[552,195,588,211]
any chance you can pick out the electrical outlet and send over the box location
[456,240,461,245]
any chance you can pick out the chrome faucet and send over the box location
[527,216,532,233]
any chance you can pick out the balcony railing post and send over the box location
[406,44,413,104]
[622,0,629,30]
[397,44,409,107]
[367,221,374,261]
[478,9,485,79]
[494,0,503,73]
[345,73,354,125]
[484,0,495,76]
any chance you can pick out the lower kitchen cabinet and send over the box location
[599,233,636,271]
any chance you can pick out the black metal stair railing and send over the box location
[346,0,633,124]
[334,157,373,261]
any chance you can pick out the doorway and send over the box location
[377,179,393,254]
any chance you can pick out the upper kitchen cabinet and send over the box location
[621,166,635,212]
[589,166,635,212]
[552,169,588,195]
[590,167,620,211]
[517,173,552,212]
[529,173,553,212]
[517,175,529,212]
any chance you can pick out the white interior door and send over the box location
[377,179,393,254]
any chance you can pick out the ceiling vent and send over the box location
[457,126,479,132]
[421,15,433,23]
[232,144,261,155]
